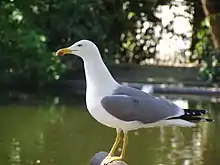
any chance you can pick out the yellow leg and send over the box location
[119,132,128,159]
[109,130,121,156]
[101,131,128,165]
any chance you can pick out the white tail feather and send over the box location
[143,119,196,128]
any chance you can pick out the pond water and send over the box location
[0,97,219,165]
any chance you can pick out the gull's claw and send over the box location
[101,156,123,165]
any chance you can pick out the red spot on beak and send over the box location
[56,48,72,56]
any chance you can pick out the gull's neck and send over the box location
[82,52,119,97]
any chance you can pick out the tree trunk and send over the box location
[190,0,205,52]
[201,0,220,50]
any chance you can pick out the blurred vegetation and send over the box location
[193,18,220,82]
[192,0,220,82]
[1,0,220,86]
[0,0,64,87]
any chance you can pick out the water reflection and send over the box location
[0,100,218,165]
[10,138,21,165]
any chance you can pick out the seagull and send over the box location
[56,40,213,165]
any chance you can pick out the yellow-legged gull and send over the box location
[56,40,213,165]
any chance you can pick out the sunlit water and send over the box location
[0,98,219,165]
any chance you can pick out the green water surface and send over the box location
[0,99,219,165]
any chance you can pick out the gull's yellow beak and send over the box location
[56,48,72,56]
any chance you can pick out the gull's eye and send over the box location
[77,44,82,47]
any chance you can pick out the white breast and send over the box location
[86,93,143,131]
[83,54,142,131]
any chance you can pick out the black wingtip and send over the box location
[203,118,214,122]
[193,117,214,122]
[183,108,209,116]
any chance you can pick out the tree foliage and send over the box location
[0,0,174,86]
[1,0,220,85]
[0,0,64,86]
[192,0,220,82]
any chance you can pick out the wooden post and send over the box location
[90,152,128,165]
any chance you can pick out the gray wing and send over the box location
[101,86,183,124]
